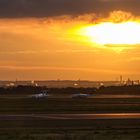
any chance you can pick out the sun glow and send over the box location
[77,22,140,45]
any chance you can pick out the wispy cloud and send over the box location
[0,65,134,75]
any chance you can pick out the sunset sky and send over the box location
[1,0,140,80]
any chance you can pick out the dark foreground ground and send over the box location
[1,128,140,140]
[0,94,140,140]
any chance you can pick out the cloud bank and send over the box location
[0,0,140,18]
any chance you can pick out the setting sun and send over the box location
[77,22,140,45]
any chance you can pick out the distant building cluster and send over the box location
[119,76,140,86]
[0,77,139,88]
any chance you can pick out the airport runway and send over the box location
[1,94,140,99]
[1,113,140,120]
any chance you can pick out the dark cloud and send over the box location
[0,0,140,18]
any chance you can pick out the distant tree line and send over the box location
[0,85,140,94]
[98,85,140,94]
[0,86,96,94]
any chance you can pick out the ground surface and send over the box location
[0,94,140,140]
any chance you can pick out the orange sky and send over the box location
[1,11,140,80]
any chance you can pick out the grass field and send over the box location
[0,129,140,140]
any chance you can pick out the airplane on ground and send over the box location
[72,93,90,98]
[30,90,50,99]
